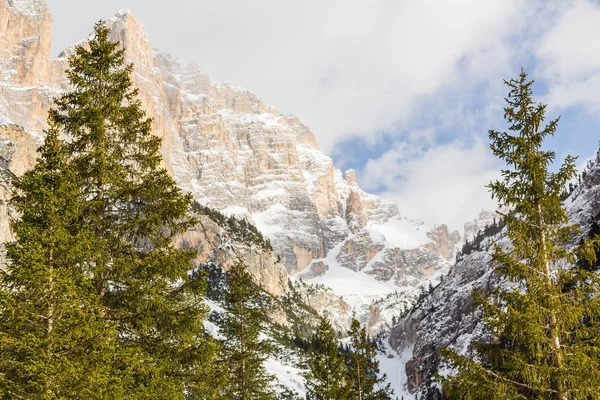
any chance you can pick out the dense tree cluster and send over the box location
[0,21,221,399]
[303,316,394,400]
[217,260,275,400]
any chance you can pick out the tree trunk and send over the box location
[357,363,362,400]
[537,202,567,400]
[240,303,246,399]
[46,249,55,395]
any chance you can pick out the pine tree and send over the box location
[0,123,120,399]
[347,318,394,400]
[441,71,600,399]
[219,260,275,400]
[50,21,219,398]
[304,317,351,400]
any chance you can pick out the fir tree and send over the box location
[347,318,394,400]
[442,71,600,399]
[50,21,219,398]
[0,123,120,399]
[219,260,275,400]
[304,317,351,400]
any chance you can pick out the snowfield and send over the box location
[308,241,396,310]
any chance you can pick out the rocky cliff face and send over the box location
[389,148,600,395]
[0,1,461,323]
[0,0,66,133]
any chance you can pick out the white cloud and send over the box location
[361,137,500,230]
[544,74,600,114]
[537,0,600,80]
[46,0,590,229]
[537,0,600,113]
[48,0,529,153]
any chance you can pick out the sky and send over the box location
[47,0,600,230]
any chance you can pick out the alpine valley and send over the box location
[1,1,599,398]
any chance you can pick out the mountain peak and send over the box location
[105,9,153,71]
[108,7,145,32]
[115,7,133,17]
[345,169,358,186]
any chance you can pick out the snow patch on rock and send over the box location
[5,0,47,16]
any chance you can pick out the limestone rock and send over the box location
[0,0,52,86]
[176,214,289,298]
[337,231,384,271]
[424,224,461,261]
[0,123,39,175]
[294,280,353,332]
[297,260,329,280]
[0,124,39,266]
[344,169,358,187]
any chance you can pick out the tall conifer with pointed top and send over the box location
[0,122,120,399]
[304,317,351,400]
[347,318,394,400]
[49,21,219,398]
[442,71,600,399]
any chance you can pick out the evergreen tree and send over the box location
[442,71,600,399]
[50,21,219,398]
[219,260,275,400]
[0,123,120,399]
[347,318,394,400]
[304,317,350,400]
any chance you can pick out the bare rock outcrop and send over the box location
[425,224,461,261]
[337,231,384,271]
[296,260,329,280]
[175,214,289,298]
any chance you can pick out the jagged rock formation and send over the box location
[389,148,600,395]
[0,0,460,325]
[426,224,461,261]
[463,210,499,242]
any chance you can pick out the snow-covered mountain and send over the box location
[4,2,543,396]
[0,0,463,330]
